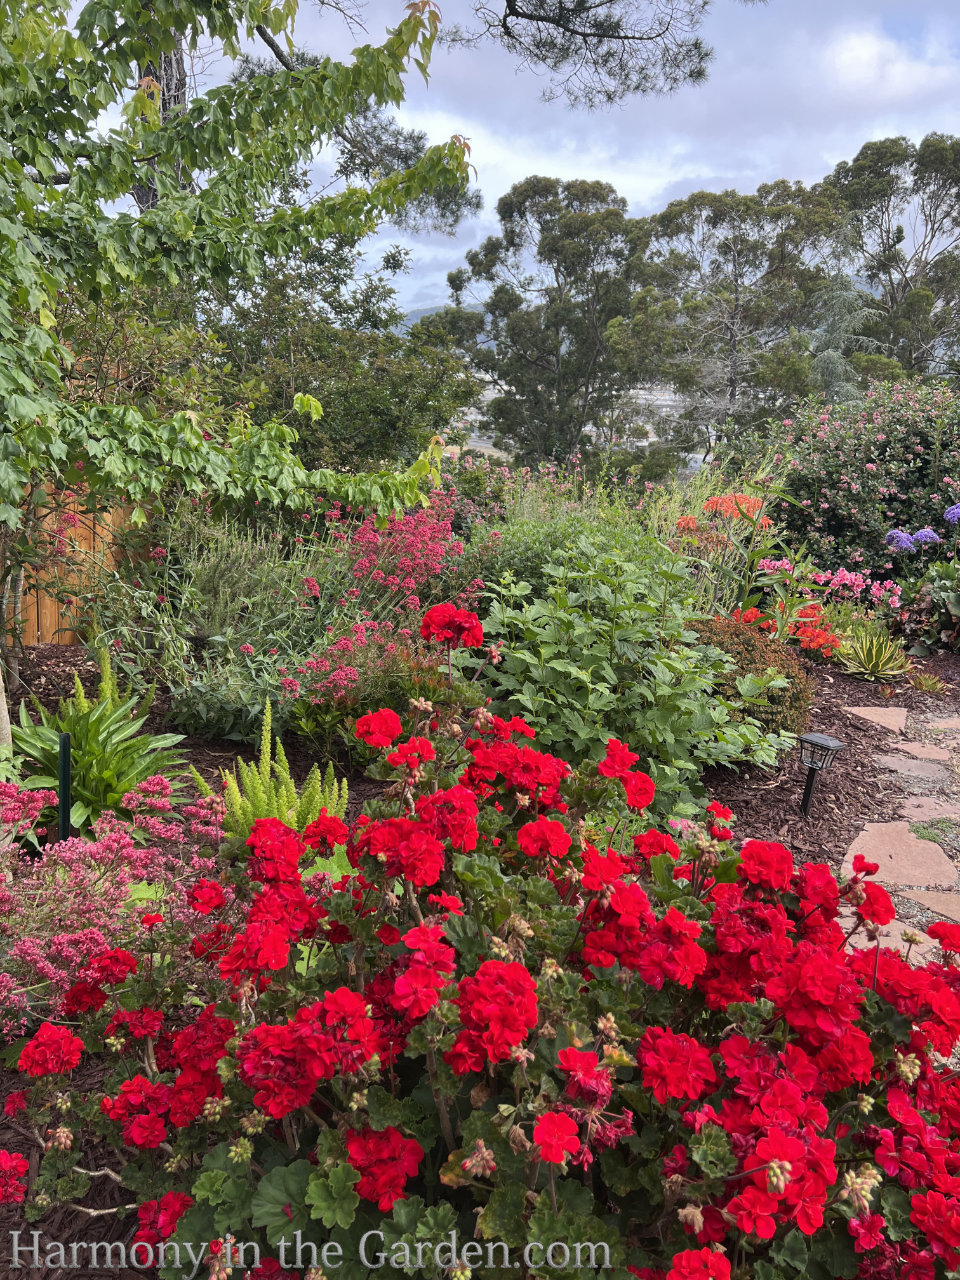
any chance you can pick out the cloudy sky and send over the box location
[285,0,960,310]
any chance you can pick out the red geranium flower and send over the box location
[303,810,349,849]
[355,708,403,749]
[187,879,226,914]
[928,921,960,952]
[516,815,571,860]
[637,1027,717,1105]
[345,1126,424,1210]
[18,1023,84,1078]
[0,1150,29,1205]
[622,771,656,811]
[420,603,483,649]
[666,1248,731,1280]
[533,1111,580,1163]
[739,840,793,891]
[598,738,640,779]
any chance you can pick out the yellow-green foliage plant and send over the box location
[837,625,911,682]
[190,704,349,873]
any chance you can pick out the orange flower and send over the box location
[675,516,699,533]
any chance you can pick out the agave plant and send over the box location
[837,626,911,682]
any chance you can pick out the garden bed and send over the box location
[12,642,960,873]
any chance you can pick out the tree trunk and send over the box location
[132,37,189,211]
[8,564,23,697]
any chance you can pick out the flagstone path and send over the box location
[840,708,960,964]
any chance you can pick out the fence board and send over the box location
[7,504,128,646]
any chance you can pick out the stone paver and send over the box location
[901,890,960,923]
[931,717,960,731]
[899,797,960,821]
[838,908,937,964]
[846,706,908,733]
[896,741,953,762]
[875,753,950,782]
[841,821,957,889]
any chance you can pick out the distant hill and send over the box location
[403,302,483,329]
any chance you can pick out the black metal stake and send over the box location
[58,731,71,841]
[800,767,818,817]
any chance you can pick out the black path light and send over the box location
[58,732,71,842]
[798,732,845,817]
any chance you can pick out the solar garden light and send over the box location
[798,732,845,817]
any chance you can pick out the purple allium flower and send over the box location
[912,528,941,545]
[945,503,960,525]
[884,529,916,552]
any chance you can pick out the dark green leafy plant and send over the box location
[692,616,812,735]
[462,538,795,819]
[13,654,185,831]
[899,559,960,654]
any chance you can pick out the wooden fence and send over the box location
[10,507,128,647]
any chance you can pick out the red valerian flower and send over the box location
[0,1150,29,1205]
[345,1126,424,1210]
[665,1248,731,1280]
[303,810,349,849]
[637,1027,717,1105]
[187,879,227,915]
[355,707,403,749]
[516,815,571,860]
[739,840,793,892]
[598,738,640,779]
[420,603,483,649]
[18,1023,84,1077]
[533,1111,580,1163]
[621,770,656,811]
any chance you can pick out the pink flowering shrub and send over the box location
[0,779,227,1037]
[758,381,960,575]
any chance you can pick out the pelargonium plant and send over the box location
[6,652,960,1277]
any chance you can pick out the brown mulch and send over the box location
[701,651,960,872]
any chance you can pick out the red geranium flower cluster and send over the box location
[447,960,538,1075]
[18,1023,83,1078]
[420,603,483,649]
[345,1125,424,1210]
[0,1150,29,1205]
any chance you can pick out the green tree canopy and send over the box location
[609,181,845,448]
[0,0,470,522]
[822,133,960,376]
[436,176,637,463]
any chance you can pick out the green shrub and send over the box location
[691,616,812,735]
[462,536,795,819]
[735,380,960,574]
[13,651,185,831]
[898,559,960,654]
